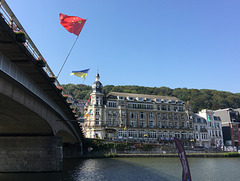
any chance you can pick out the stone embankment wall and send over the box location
[0,136,62,172]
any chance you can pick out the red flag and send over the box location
[60,13,86,36]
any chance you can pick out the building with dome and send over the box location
[84,73,195,147]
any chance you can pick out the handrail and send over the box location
[0,0,60,86]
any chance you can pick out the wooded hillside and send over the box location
[61,84,240,113]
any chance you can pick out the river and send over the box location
[0,157,239,181]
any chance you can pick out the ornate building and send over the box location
[84,73,194,147]
[197,109,223,148]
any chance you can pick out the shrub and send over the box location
[224,152,240,157]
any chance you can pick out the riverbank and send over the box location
[115,153,226,157]
[81,152,239,158]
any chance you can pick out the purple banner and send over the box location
[174,137,192,181]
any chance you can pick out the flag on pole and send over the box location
[174,137,192,181]
[70,69,90,79]
[60,13,86,36]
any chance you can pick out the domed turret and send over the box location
[92,73,103,93]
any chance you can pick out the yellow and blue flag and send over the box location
[70,69,90,79]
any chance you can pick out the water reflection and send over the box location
[65,158,180,181]
[0,157,240,181]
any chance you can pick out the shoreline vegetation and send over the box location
[81,152,240,159]
[82,139,240,159]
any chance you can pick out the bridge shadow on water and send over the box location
[0,157,181,181]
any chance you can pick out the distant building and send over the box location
[84,73,195,147]
[193,114,208,148]
[197,109,223,149]
[67,95,87,115]
[214,108,240,148]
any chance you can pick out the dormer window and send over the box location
[164,99,169,103]
[117,96,125,100]
[127,96,134,101]
[136,97,144,101]
[145,98,152,102]
[177,100,183,104]
[171,100,176,104]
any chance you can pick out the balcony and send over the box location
[200,128,208,132]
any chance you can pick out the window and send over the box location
[108,101,117,107]
[137,97,144,101]
[158,131,163,138]
[149,120,155,128]
[147,104,153,109]
[174,114,178,120]
[112,119,117,126]
[195,125,198,131]
[175,121,179,128]
[168,113,172,120]
[139,130,147,138]
[149,112,155,120]
[174,106,178,111]
[96,109,99,115]
[130,120,136,127]
[118,129,127,138]
[149,130,157,138]
[182,122,185,128]
[161,105,166,111]
[117,96,125,100]
[145,98,152,102]
[130,112,136,119]
[171,100,176,104]
[163,113,167,120]
[181,114,185,120]
[179,107,184,112]
[175,133,180,138]
[130,130,138,138]
[113,111,117,118]
[157,113,161,120]
[107,119,112,126]
[158,121,161,128]
[95,118,99,125]
[140,120,146,127]
[108,111,112,118]
[127,96,134,101]
[140,112,145,119]
[121,119,126,127]
[163,121,167,128]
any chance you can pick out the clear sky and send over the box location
[6,0,240,93]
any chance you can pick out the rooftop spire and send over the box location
[96,73,100,81]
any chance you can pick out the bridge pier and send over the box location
[0,136,63,172]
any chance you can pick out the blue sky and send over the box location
[6,0,240,93]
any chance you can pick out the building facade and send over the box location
[193,114,208,148]
[197,109,223,149]
[84,74,195,147]
[214,108,240,148]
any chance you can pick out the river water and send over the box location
[0,157,240,181]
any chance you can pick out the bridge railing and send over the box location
[0,0,60,86]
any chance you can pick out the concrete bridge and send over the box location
[0,0,84,172]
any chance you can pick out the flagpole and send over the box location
[56,35,80,78]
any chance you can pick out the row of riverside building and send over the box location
[82,73,240,149]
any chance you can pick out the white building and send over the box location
[197,109,223,149]
[193,114,208,148]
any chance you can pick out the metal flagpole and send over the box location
[56,35,79,78]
